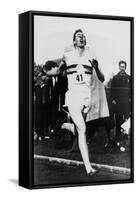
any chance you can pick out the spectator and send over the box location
[34,64,48,140]
[43,60,67,135]
[110,60,130,145]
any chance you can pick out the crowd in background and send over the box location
[33,59,130,153]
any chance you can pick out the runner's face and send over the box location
[74,32,86,48]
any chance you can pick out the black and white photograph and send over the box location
[32,12,133,187]
[1,0,137,197]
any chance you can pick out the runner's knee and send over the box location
[76,123,86,134]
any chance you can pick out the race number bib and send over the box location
[75,64,85,84]
[76,73,84,83]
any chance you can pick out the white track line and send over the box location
[34,154,130,176]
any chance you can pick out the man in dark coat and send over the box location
[43,60,67,135]
[34,64,49,140]
[110,60,130,143]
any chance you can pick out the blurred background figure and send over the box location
[34,60,67,141]
[43,60,67,137]
[109,60,130,150]
[34,63,50,140]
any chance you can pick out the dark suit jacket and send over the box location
[110,72,130,113]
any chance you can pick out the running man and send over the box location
[59,29,109,175]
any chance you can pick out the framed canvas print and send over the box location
[19,11,134,189]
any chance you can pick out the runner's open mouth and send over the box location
[80,40,84,44]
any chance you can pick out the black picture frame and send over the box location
[19,10,134,189]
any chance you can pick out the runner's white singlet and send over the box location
[63,47,95,111]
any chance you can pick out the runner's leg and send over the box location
[68,104,95,174]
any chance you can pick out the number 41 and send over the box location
[76,74,83,82]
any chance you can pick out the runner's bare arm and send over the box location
[89,59,104,82]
